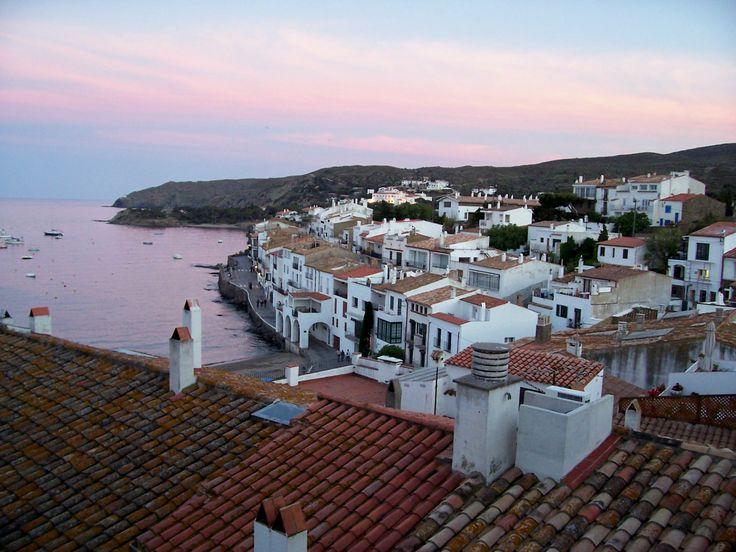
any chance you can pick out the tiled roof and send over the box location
[411,286,473,307]
[333,265,382,279]
[501,197,540,207]
[598,237,646,248]
[660,193,701,203]
[579,265,646,281]
[0,328,312,551]
[471,255,529,271]
[373,273,444,293]
[690,221,736,238]
[613,413,736,450]
[364,233,386,244]
[406,233,433,244]
[579,177,625,188]
[291,291,331,301]
[445,347,603,388]
[408,233,482,251]
[724,247,736,259]
[398,436,736,551]
[140,398,463,551]
[430,312,470,325]
[529,220,561,228]
[460,294,507,308]
[629,172,669,183]
[299,374,389,405]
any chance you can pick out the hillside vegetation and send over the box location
[113,144,736,212]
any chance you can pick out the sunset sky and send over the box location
[1,0,735,199]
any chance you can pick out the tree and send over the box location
[377,345,405,360]
[598,225,609,242]
[645,228,683,273]
[613,212,650,236]
[358,302,374,356]
[559,236,578,266]
[486,224,528,251]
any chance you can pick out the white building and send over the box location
[403,232,490,274]
[528,219,616,257]
[306,199,373,242]
[529,265,672,330]
[366,187,429,204]
[401,178,451,191]
[437,192,539,225]
[349,218,443,259]
[479,203,533,230]
[597,237,647,267]
[668,221,736,307]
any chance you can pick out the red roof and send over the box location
[364,233,386,244]
[445,347,603,388]
[725,247,736,259]
[290,291,331,301]
[579,265,646,281]
[299,374,389,404]
[690,221,736,237]
[660,193,700,202]
[139,398,463,551]
[429,312,469,325]
[29,306,50,317]
[460,294,507,308]
[333,265,382,279]
[597,237,645,248]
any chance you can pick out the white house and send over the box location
[571,175,624,215]
[597,237,647,267]
[527,219,616,256]
[366,187,429,204]
[306,199,373,242]
[403,232,490,274]
[436,192,491,222]
[668,221,736,307]
[479,204,533,230]
[652,193,726,229]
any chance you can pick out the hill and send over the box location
[113,143,736,211]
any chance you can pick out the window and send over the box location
[623,249,629,259]
[695,242,710,261]
[352,297,358,308]
[665,205,672,214]
[443,201,452,208]
[556,304,568,318]
[377,319,402,344]
[468,270,500,292]
[397,299,402,315]
[435,328,441,347]
[504,337,515,343]
[389,296,395,311]
[599,246,605,256]
[446,332,452,351]
[540,238,544,243]
[699,290,707,303]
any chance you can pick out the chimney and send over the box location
[183,299,202,369]
[452,343,522,482]
[635,312,646,329]
[578,175,583,183]
[518,254,524,264]
[535,315,552,343]
[624,400,641,432]
[285,365,299,386]
[440,231,446,247]
[617,321,629,339]
[29,307,51,335]
[600,175,604,183]
[577,256,584,273]
[501,252,507,262]
[566,337,583,357]
[480,301,487,321]
[169,327,195,393]
[450,287,456,299]
[254,498,307,552]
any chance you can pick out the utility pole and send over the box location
[632,198,638,236]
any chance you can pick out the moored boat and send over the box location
[25,273,36,278]
[44,229,64,237]
[173,253,183,260]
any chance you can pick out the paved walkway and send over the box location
[226,255,276,327]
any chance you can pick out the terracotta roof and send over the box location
[373,273,444,293]
[29,306,49,317]
[333,265,382,279]
[660,193,701,202]
[429,312,470,325]
[598,237,646,248]
[529,220,563,228]
[445,347,603,388]
[690,221,736,238]
[0,327,313,551]
[364,233,386,244]
[725,247,736,259]
[140,398,463,551]
[629,172,669,183]
[410,286,472,307]
[501,197,540,207]
[408,233,482,251]
[471,255,529,270]
[613,412,736,450]
[579,265,647,281]
[405,233,432,244]
[578,177,625,188]
[291,291,331,301]
[602,374,645,410]
[460,294,507,308]
[398,436,736,551]
[298,374,389,404]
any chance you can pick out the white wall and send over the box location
[666,370,736,395]
[597,245,646,267]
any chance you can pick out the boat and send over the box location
[28,247,40,252]
[25,273,36,278]
[4,236,23,245]
[153,231,164,235]
[21,255,33,260]
[44,229,64,237]
[142,241,154,245]
[55,235,63,239]
[217,239,223,243]
[173,253,183,260]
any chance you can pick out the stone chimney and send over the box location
[452,343,522,482]
[169,327,195,393]
[29,307,51,335]
[535,315,552,343]
[183,299,202,369]
[254,497,307,552]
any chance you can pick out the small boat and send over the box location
[173,253,183,260]
[217,239,223,244]
[44,229,64,237]
[4,236,23,245]
[25,273,36,278]
[21,255,33,260]
[28,247,40,252]
[153,231,164,235]
[142,241,154,245]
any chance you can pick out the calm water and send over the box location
[0,199,274,363]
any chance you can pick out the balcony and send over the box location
[405,260,428,270]
[334,288,347,299]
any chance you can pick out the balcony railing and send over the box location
[405,260,428,270]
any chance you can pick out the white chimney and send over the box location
[286,365,299,386]
[577,256,584,273]
[518,253,524,264]
[183,299,202,369]
[29,307,51,335]
[440,231,446,247]
[254,498,307,552]
[501,252,507,262]
[624,400,641,431]
[565,337,583,357]
[169,326,195,393]
[391,268,397,285]
[578,176,583,183]
[452,343,522,482]
[450,287,456,299]
[600,175,604,183]
[480,301,487,321]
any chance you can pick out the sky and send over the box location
[1,1,735,200]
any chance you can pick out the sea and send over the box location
[0,199,275,363]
